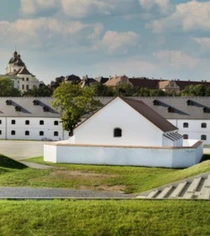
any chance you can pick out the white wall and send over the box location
[0,117,66,141]
[44,140,203,168]
[168,119,210,144]
[71,97,163,146]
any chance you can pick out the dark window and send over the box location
[203,107,209,113]
[54,121,59,126]
[22,78,24,81]
[25,120,30,125]
[153,100,159,106]
[43,106,49,112]
[26,85,29,90]
[187,100,193,106]
[6,100,12,105]
[22,84,24,90]
[40,120,44,125]
[201,135,206,140]
[0,130,2,135]
[15,106,21,112]
[168,107,174,113]
[39,131,44,136]
[114,128,122,137]
[183,134,188,139]
[11,130,15,135]
[26,78,29,81]
[25,131,30,136]
[33,100,39,106]
[183,122,188,128]
[201,123,207,128]
[54,131,59,136]
[0,120,2,124]
[11,120,16,125]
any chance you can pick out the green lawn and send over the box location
[0,200,210,236]
[0,154,210,193]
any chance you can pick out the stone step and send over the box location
[183,177,202,199]
[156,186,173,199]
[198,176,210,199]
[169,182,188,198]
[146,190,159,199]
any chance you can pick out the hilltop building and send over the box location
[1,51,41,92]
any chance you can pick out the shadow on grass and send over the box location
[201,154,210,162]
[0,154,28,169]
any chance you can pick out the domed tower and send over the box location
[6,51,25,74]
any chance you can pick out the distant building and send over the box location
[105,75,132,87]
[2,51,41,92]
[65,74,81,84]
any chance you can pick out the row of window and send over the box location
[6,131,60,136]
[0,120,60,125]
[183,134,207,140]
[183,122,207,128]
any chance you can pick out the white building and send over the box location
[2,51,41,92]
[44,97,203,168]
[0,97,70,141]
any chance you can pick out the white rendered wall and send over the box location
[3,117,64,140]
[71,97,163,146]
[168,119,210,144]
[44,141,203,168]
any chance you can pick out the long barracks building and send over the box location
[0,96,210,144]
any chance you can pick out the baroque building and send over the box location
[4,51,41,92]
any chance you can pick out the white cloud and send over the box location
[98,30,140,53]
[154,50,200,69]
[20,0,58,15]
[149,1,210,33]
[20,0,136,18]
[0,18,103,50]
[194,37,210,50]
[139,0,171,13]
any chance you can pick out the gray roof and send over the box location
[0,97,59,118]
[98,97,210,120]
[120,97,177,132]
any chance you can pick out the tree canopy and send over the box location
[0,77,21,97]
[52,83,101,132]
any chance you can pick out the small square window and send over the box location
[39,131,44,136]
[201,135,207,141]
[114,128,122,137]
[201,123,207,128]
[183,123,188,128]
[25,131,30,136]
[183,134,188,139]
[11,130,15,135]
[25,120,30,125]
[40,120,44,125]
[54,131,59,136]
[54,121,59,126]
[0,130,2,135]
[0,120,2,124]
[11,120,16,125]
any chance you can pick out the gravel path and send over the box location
[20,161,54,169]
[0,187,136,199]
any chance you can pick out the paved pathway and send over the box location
[20,161,54,169]
[0,187,136,199]
[137,172,210,200]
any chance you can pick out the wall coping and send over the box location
[45,140,203,150]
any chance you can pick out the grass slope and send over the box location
[0,155,209,193]
[0,200,210,236]
[0,154,27,170]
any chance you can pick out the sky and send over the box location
[1,0,210,84]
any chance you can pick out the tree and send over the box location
[52,83,102,132]
[22,83,52,97]
[0,77,21,96]
[181,84,209,96]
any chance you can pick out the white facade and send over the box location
[69,97,181,147]
[168,119,210,145]
[0,117,70,141]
